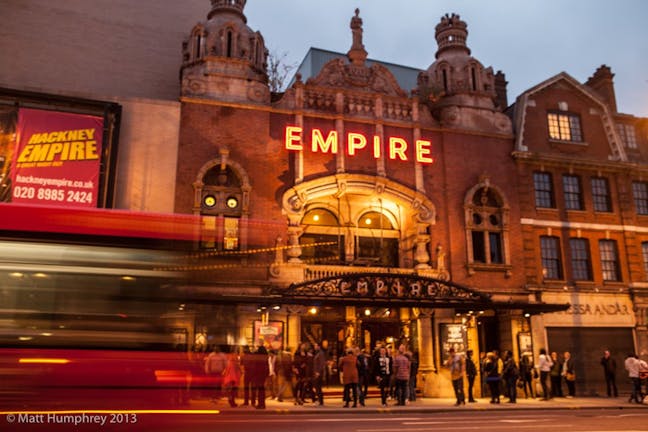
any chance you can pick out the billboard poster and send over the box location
[439,323,467,359]
[253,320,284,351]
[10,108,103,207]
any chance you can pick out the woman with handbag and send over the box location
[562,351,576,398]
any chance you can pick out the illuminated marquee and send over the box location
[285,126,434,164]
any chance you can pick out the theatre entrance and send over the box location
[300,308,402,357]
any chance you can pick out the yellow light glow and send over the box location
[121,276,136,281]
[9,272,24,278]
[19,358,70,364]
[33,272,48,278]
[365,218,372,225]
[309,307,318,315]
[313,214,320,222]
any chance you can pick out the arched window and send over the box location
[355,211,398,267]
[226,29,234,57]
[191,27,205,61]
[300,208,343,263]
[464,180,511,274]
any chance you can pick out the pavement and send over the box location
[192,393,648,414]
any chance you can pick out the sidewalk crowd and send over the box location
[199,340,648,410]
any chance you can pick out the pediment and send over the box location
[306,58,407,97]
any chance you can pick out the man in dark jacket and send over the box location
[601,349,618,397]
[312,342,327,405]
[465,349,478,402]
[251,346,270,409]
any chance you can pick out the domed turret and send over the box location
[417,13,511,134]
[434,13,470,58]
[180,0,269,103]
[207,0,246,21]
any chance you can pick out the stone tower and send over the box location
[180,0,269,103]
[418,13,511,134]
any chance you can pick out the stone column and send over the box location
[416,308,434,373]
[345,306,357,348]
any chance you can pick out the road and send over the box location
[4,409,647,432]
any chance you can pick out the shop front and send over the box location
[531,292,636,396]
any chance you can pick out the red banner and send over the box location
[11,108,103,207]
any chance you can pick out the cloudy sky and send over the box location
[242,0,647,116]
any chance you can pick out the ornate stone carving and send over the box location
[306,59,406,98]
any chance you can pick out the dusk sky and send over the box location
[241,0,648,116]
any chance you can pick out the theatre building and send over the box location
[174,1,570,397]
[4,0,647,399]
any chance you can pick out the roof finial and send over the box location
[348,8,367,66]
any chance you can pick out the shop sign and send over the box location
[561,302,631,316]
[284,126,434,164]
[541,293,635,327]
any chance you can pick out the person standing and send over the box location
[624,353,647,404]
[392,344,411,406]
[222,345,242,408]
[292,343,309,405]
[549,351,563,398]
[312,342,327,406]
[537,348,553,400]
[251,346,269,409]
[204,345,227,402]
[483,352,501,404]
[519,354,535,398]
[465,350,477,402]
[408,350,419,402]
[267,350,278,400]
[356,348,370,406]
[562,351,576,398]
[240,346,254,406]
[338,348,359,407]
[445,347,466,406]
[275,348,293,402]
[601,350,618,397]
[502,350,519,403]
[373,346,392,407]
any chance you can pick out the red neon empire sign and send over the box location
[285,126,434,164]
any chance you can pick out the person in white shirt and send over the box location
[536,348,553,400]
[624,353,648,403]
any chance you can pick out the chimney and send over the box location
[494,70,508,110]
[585,65,617,113]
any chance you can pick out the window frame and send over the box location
[547,111,583,142]
[632,182,648,215]
[569,238,593,281]
[642,242,648,281]
[562,174,584,211]
[534,172,555,208]
[617,123,637,149]
[591,177,612,213]
[599,239,621,282]
[540,236,563,280]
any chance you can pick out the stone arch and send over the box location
[193,155,251,216]
[463,175,511,275]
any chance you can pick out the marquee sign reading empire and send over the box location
[11,108,103,208]
[278,273,491,306]
[285,126,434,164]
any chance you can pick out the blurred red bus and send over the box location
[0,204,211,410]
